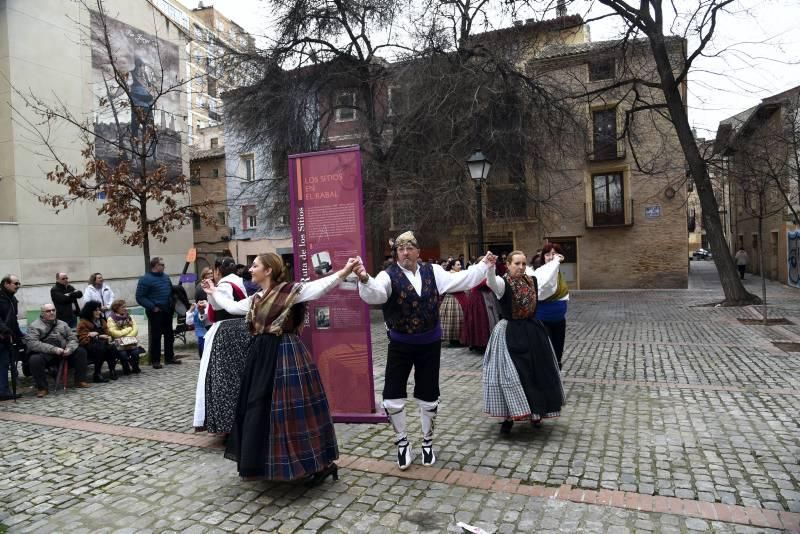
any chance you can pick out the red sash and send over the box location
[207,281,246,323]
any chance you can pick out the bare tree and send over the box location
[576,0,760,304]
[13,0,215,270]
[222,0,586,267]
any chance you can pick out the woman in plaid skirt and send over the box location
[204,253,360,485]
[483,250,565,434]
[439,260,469,345]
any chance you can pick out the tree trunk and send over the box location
[758,216,767,324]
[648,36,758,304]
[141,203,150,272]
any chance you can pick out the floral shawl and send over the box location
[503,273,537,320]
[246,282,305,336]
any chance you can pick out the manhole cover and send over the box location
[773,342,800,353]
[738,318,795,325]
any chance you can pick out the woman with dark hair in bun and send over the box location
[192,256,248,434]
[534,243,570,369]
[204,252,360,484]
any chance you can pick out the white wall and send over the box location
[0,0,194,315]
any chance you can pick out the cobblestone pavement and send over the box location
[1,262,799,533]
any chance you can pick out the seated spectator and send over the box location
[107,299,142,375]
[51,273,83,328]
[25,304,89,397]
[186,300,212,357]
[77,301,118,383]
[83,273,115,318]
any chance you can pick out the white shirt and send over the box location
[215,274,246,303]
[358,261,489,305]
[487,258,563,300]
[208,273,344,315]
[83,284,115,316]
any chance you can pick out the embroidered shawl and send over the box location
[503,273,537,320]
[246,282,305,336]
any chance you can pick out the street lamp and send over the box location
[466,149,492,253]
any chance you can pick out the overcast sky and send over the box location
[176,0,800,138]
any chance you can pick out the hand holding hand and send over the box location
[341,257,360,277]
[482,252,497,266]
[88,331,99,338]
[353,264,369,283]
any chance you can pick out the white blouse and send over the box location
[486,258,562,300]
[208,273,344,315]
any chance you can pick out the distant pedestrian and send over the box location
[51,273,82,328]
[735,247,748,280]
[83,273,115,318]
[135,257,178,369]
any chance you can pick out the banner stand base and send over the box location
[332,412,388,424]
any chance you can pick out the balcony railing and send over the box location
[585,197,634,228]
[588,143,626,162]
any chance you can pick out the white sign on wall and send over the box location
[644,205,662,219]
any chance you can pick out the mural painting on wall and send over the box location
[90,12,182,179]
[788,231,799,288]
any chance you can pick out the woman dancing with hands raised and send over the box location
[204,253,361,485]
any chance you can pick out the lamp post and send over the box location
[466,149,492,253]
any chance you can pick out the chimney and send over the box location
[556,0,567,17]
[513,20,523,27]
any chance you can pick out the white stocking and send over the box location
[417,399,439,446]
[383,398,407,444]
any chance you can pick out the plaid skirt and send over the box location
[439,293,465,341]
[224,332,338,480]
[483,320,532,419]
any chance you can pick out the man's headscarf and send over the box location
[389,231,418,250]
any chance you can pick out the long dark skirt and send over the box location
[505,318,564,418]
[205,318,251,434]
[224,333,338,480]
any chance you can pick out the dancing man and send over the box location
[354,231,494,470]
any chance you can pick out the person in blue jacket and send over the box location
[135,257,179,369]
[533,243,569,369]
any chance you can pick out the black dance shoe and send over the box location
[499,419,514,435]
[304,463,339,487]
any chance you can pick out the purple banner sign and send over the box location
[288,147,384,423]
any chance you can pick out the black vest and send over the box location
[381,263,440,334]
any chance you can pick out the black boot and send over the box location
[121,360,131,375]
[109,365,118,380]
[93,371,108,383]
